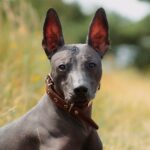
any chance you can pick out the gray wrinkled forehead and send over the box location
[51,44,101,64]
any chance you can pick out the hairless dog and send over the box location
[0,8,110,150]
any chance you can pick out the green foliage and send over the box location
[108,12,150,69]
[0,0,150,69]
[140,0,150,2]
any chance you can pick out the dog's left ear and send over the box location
[42,8,64,59]
[87,8,110,57]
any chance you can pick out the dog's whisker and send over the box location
[36,128,41,144]
[68,103,74,112]
[88,101,93,107]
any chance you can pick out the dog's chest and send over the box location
[36,100,90,150]
[39,128,88,150]
[40,136,83,150]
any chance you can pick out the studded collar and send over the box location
[45,74,99,130]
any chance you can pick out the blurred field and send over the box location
[94,69,150,150]
[0,31,150,149]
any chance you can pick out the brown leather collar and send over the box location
[45,74,99,130]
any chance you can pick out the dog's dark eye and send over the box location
[58,64,66,71]
[88,62,96,69]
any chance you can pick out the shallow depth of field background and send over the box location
[0,0,150,149]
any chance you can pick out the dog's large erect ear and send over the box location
[87,8,110,57]
[42,8,64,59]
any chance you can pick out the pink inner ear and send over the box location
[46,21,61,37]
[91,20,107,37]
[44,15,63,51]
[89,17,108,53]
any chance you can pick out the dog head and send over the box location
[42,8,109,104]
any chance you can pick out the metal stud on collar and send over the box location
[74,110,79,115]
[54,97,58,102]
[64,104,69,109]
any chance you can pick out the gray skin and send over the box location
[0,8,109,150]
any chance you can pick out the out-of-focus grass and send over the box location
[0,31,150,150]
[0,31,49,123]
[93,69,150,150]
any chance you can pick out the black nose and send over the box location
[74,86,88,95]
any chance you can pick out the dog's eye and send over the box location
[88,62,96,69]
[58,64,66,71]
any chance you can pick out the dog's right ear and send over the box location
[42,8,64,59]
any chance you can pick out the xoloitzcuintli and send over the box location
[0,8,110,150]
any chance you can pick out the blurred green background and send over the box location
[0,0,150,149]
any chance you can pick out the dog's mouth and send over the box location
[70,94,89,105]
[74,99,87,105]
[63,90,90,106]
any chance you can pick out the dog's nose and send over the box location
[74,86,88,95]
